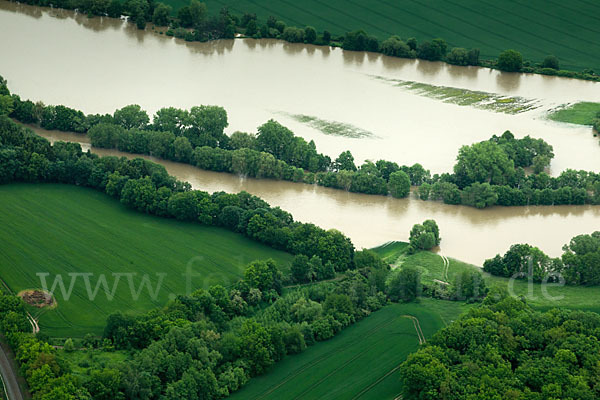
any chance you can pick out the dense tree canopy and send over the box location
[401,293,600,399]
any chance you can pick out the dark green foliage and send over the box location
[542,54,560,70]
[449,270,487,302]
[388,170,411,198]
[417,38,447,61]
[386,267,421,302]
[401,296,600,399]
[281,26,304,43]
[303,26,316,44]
[561,232,600,285]
[497,49,523,72]
[333,150,356,172]
[0,116,356,273]
[380,36,413,58]
[408,219,440,253]
[483,243,563,283]
[152,3,172,26]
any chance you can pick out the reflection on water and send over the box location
[496,71,522,92]
[33,127,600,266]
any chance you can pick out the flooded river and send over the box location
[1,0,600,176]
[35,128,600,266]
[2,1,600,264]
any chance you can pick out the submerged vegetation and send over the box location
[279,113,376,139]
[374,76,541,114]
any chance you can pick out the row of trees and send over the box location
[483,231,600,286]
[95,250,393,399]
[401,291,600,399]
[9,0,600,80]
[0,115,358,271]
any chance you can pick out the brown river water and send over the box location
[1,1,600,265]
[34,128,600,266]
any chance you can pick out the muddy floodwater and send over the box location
[1,0,600,175]
[34,128,600,266]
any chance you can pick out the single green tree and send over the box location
[497,49,523,72]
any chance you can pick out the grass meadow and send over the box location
[374,241,600,314]
[165,0,600,71]
[548,102,600,125]
[228,299,470,400]
[0,184,293,338]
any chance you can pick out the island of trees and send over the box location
[5,77,600,210]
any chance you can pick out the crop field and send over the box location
[0,184,293,338]
[229,299,470,400]
[373,241,600,313]
[548,102,600,125]
[162,0,600,71]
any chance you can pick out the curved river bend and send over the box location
[36,128,600,266]
[1,1,600,265]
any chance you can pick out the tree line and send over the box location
[8,0,600,82]
[0,241,393,398]
[0,107,492,399]
[484,231,600,286]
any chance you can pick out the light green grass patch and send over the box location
[0,184,293,338]
[279,112,377,139]
[228,299,470,400]
[372,241,600,313]
[548,102,600,125]
[59,349,131,377]
[373,76,541,114]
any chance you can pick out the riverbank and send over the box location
[6,0,600,81]
[30,125,600,266]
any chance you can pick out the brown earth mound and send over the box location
[18,290,56,308]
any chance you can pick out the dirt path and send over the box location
[441,255,450,282]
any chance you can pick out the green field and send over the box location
[229,299,470,400]
[0,184,293,337]
[374,242,600,313]
[166,0,600,71]
[548,102,600,125]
